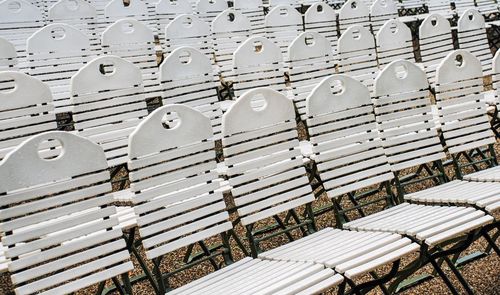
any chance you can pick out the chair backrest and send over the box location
[269,0,301,8]
[195,0,228,25]
[492,50,500,105]
[70,55,148,167]
[128,104,232,260]
[338,25,378,94]
[374,60,446,171]
[376,19,415,69]
[0,37,17,71]
[370,0,398,34]
[306,74,394,197]
[457,9,492,75]
[286,31,336,120]
[48,0,100,53]
[222,87,315,226]
[435,49,495,154]
[265,5,303,56]
[233,0,265,35]
[104,0,156,31]
[211,9,252,81]
[165,14,214,63]
[102,18,160,101]
[156,0,193,41]
[475,0,498,14]
[304,2,338,55]
[454,0,476,16]
[427,0,453,18]
[232,36,286,99]
[0,0,43,67]
[0,131,133,295]
[27,23,91,113]
[160,46,222,138]
[419,13,454,87]
[338,0,371,34]
[0,71,57,159]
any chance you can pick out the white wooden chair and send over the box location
[304,2,338,56]
[419,13,454,87]
[286,31,336,121]
[0,131,134,294]
[265,5,303,56]
[102,18,161,103]
[26,23,91,113]
[70,55,148,167]
[376,19,416,69]
[0,241,8,274]
[89,0,108,24]
[155,0,193,42]
[48,0,100,53]
[0,0,44,70]
[164,14,214,63]
[126,103,343,294]
[232,36,287,99]
[223,87,420,294]
[487,51,500,106]
[233,0,266,36]
[195,0,228,25]
[0,37,17,71]
[0,71,57,160]
[454,0,476,16]
[159,46,223,139]
[457,9,493,75]
[475,0,499,15]
[104,0,156,32]
[427,0,455,18]
[405,50,500,212]
[370,0,398,34]
[338,25,378,94]
[211,9,252,81]
[338,0,371,34]
[269,0,301,9]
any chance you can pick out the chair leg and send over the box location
[483,229,500,256]
[121,273,133,295]
[429,257,460,295]
[111,277,127,295]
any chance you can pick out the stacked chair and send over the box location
[155,0,193,42]
[0,37,17,71]
[304,2,338,56]
[195,0,228,25]
[376,19,416,69]
[265,5,304,55]
[233,0,266,36]
[369,0,399,34]
[104,0,156,32]
[338,0,371,34]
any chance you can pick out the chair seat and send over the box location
[258,228,419,280]
[404,180,500,213]
[167,257,343,295]
[463,166,500,183]
[344,203,494,246]
[112,206,138,230]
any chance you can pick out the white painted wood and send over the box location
[211,9,252,80]
[338,25,378,94]
[463,165,500,183]
[287,32,335,120]
[0,37,17,70]
[376,19,415,69]
[344,203,494,245]
[0,131,132,294]
[475,0,498,15]
[0,71,57,160]
[222,88,314,226]
[338,0,371,34]
[435,49,496,154]
[155,0,192,41]
[27,23,91,113]
[269,0,301,8]
[127,104,231,259]
[265,5,303,56]
[102,18,160,100]
[370,0,398,34]
[0,0,44,70]
[168,258,342,295]
[164,14,214,63]
[48,0,101,54]
[304,3,338,56]
[234,0,265,36]
[427,0,454,18]
[195,0,228,25]
[104,0,156,31]
[454,0,476,16]
[160,46,222,139]
[458,9,493,75]
[232,36,286,99]
[374,60,446,171]
[70,55,148,166]
[419,13,454,87]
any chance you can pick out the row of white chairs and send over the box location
[0,51,498,293]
